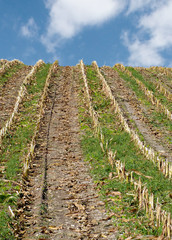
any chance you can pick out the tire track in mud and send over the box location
[21,66,117,240]
[0,65,32,129]
[101,66,172,162]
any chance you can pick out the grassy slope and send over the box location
[127,67,172,111]
[115,68,172,144]
[0,64,51,239]
[77,66,172,238]
[0,62,171,239]
[0,63,24,88]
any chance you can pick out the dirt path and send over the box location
[101,66,172,162]
[0,65,31,129]
[21,66,117,240]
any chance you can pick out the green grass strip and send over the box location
[0,63,24,88]
[86,66,172,212]
[0,63,51,239]
[148,68,172,85]
[115,68,172,141]
[77,69,164,238]
[127,67,172,111]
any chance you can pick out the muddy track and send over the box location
[21,66,117,240]
[101,66,172,162]
[0,65,32,129]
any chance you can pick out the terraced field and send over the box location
[0,59,171,239]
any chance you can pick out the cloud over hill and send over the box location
[19,0,172,67]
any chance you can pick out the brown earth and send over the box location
[19,66,117,240]
[0,65,32,129]
[101,66,172,162]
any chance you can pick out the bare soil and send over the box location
[0,65,32,129]
[20,66,117,240]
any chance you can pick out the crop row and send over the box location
[23,60,58,177]
[115,64,172,121]
[148,66,172,89]
[0,59,23,76]
[98,62,172,179]
[0,61,54,238]
[79,60,172,238]
[0,60,44,143]
[136,67,172,101]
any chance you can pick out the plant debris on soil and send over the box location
[0,60,171,240]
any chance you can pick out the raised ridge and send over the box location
[0,60,171,239]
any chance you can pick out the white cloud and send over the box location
[123,33,164,66]
[124,0,172,66]
[127,0,164,13]
[21,17,38,38]
[140,2,172,48]
[41,0,127,52]
[39,0,172,66]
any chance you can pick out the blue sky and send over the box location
[0,0,172,67]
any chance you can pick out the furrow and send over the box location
[22,65,117,240]
[81,60,172,238]
[116,64,172,121]
[0,60,44,143]
[93,62,172,178]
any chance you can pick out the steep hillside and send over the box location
[0,59,171,239]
